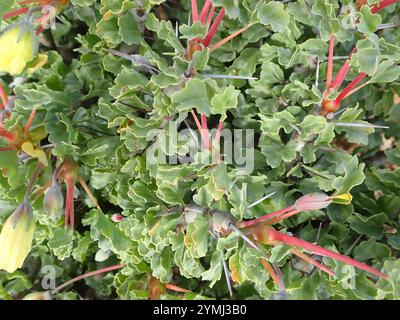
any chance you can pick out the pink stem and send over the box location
[238,205,295,228]
[270,229,388,279]
[191,111,209,150]
[371,0,399,13]
[202,8,225,47]
[334,72,367,105]
[191,0,198,22]
[199,0,212,24]
[214,118,223,147]
[326,35,335,90]
[201,114,211,149]
[206,6,215,28]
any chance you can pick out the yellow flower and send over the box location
[0,202,35,273]
[0,23,39,76]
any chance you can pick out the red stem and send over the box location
[206,5,215,27]
[53,264,126,293]
[202,8,225,47]
[36,25,45,35]
[3,7,29,20]
[0,146,14,151]
[260,258,285,291]
[18,0,40,4]
[0,128,15,142]
[329,48,357,91]
[0,83,8,109]
[291,249,336,276]
[334,72,367,105]
[165,283,190,293]
[24,108,37,137]
[199,0,212,24]
[211,22,255,51]
[65,178,75,228]
[371,0,399,13]
[263,208,300,225]
[269,229,388,279]
[238,205,295,228]
[326,35,335,90]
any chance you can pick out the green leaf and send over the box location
[210,85,239,119]
[256,1,290,33]
[184,215,209,258]
[357,6,381,34]
[118,12,141,45]
[171,78,215,115]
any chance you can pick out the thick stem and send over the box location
[191,0,198,22]
[329,48,357,91]
[371,0,399,13]
[334,72,367,105]
[199,0,212,24]
[269,228,388,279]
[342,81,370,100]
[202,8,225,47]
[3,7,29,20]
[206,5,215,28]
[0,128,15,142]
[0,83,8,109]
[326,36,335,90]
[52,264,126,294]
[65,178,75,228]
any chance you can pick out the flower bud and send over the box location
[330,193,352,205]
[22,291,52,300]
[0,23,39,76]
[44,182,64,221]
[0,201,35,273]
[294,193,332,211]
[111,213,124,222]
